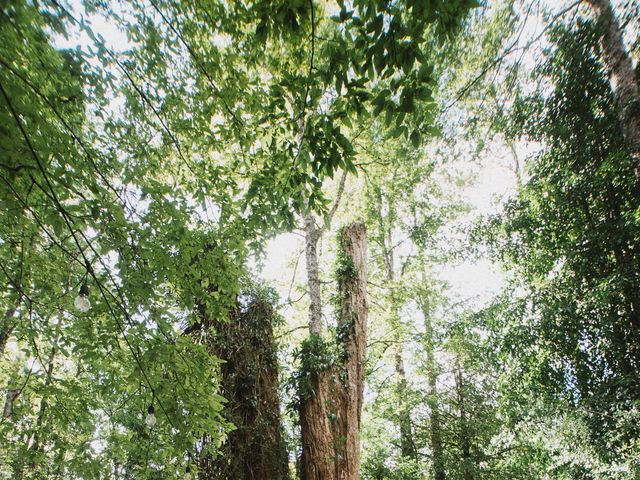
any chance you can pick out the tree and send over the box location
[201,286,288,479]
[297,223,368,480]
[480,15,640,476]
[585,0,640,182]
[415,267,446,480]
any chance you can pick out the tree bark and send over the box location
[201,295,288,480]
[377,189,415,459]
[0,298,20,356]
[304,213,323,336]
[394,349,415,458]
[455,360,473,480]
[586,0,640,181]
[303,170,348,337]
[300,368,339,480]
[2,387,19,419]
[300,223,368,480]
[1,312,27,421]
[1,291,24,421]
[334,222,368,480]
[420,299,445,480]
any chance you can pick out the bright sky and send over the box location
[258,146,517,318]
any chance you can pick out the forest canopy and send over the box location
[0,0,639,479]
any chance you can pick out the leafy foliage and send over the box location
[479,17,640,477]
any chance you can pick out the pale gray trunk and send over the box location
[394,348,415,458]
[455,359,473,480]
[304,214,323,336]
[507,140,522,188]
[379,191,415,459]
[390,267,414,458]
[586,0,640,180]
[303,170,347,337]
[2,303,21,420]
[421,299,445,480]
[3,388,19,419]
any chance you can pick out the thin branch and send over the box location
[323,168,348,230]
[300,0,316,120]
[442,0,583,114]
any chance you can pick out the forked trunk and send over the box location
[300,223,368,480]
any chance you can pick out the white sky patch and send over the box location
[258,140,517,319]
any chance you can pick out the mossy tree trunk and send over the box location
[200,294,288,480]
[300,223,368,480]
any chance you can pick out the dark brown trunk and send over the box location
[300,223,368,480]
[300,369,341,480]
[586,0,640,181]
[201,296,288,480]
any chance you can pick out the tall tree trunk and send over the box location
[300,223,368,480]
[200,294,288,480]
[303,170,347,337]
[1,304,21,420]
[385,248,414,459]
[454,360,473,480]
[304,213,323,336]
[421,299,445,480]
[333,223,368,479]
[300,368,339,480]
[586,0,640,181]
[394,349,415,458]
[378,192,415,459]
